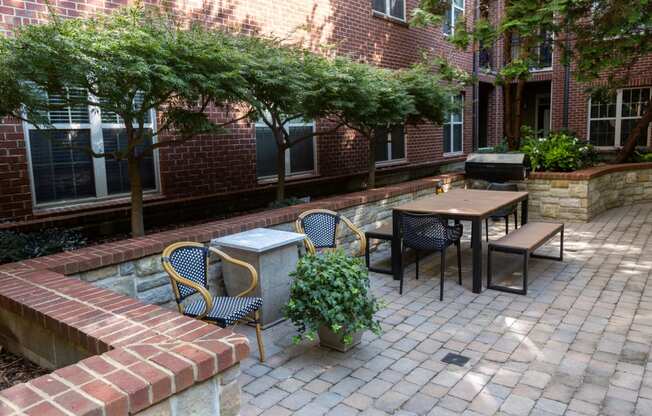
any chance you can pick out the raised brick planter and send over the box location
[0,268,249,415]
[0,173,463,415]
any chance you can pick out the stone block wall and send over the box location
[67,174,464,307]
[526,164,652,222]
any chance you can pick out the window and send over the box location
[375,125,405,164]
[510,30,553,70]
[443,0,465,36]
[255,120,316,179]
[24,90,159,205]
[443,95,464,154]
[372,0,405,21]
[588,87,651,147]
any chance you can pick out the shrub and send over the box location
[633,151,652,163]
[0,228,87,264]
[520,130,596,172]
[284,250,383,345]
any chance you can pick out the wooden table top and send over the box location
[394,189,529,219]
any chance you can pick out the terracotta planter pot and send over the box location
[318,325,363,352]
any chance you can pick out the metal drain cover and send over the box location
[441,352,470,367]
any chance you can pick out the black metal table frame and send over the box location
[391,197,529,294]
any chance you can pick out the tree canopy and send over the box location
[0,6,251,236]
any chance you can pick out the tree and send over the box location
[555,0,652,162]
[327,59,455,188]
[412,0,556,149]
[0,6,250,237]
[235,36,347,202]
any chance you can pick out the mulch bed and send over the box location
[0,347,49,390]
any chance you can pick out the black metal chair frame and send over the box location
[485,182,519,241]
[398,213,463,299]
[364,224,394,275]
[487,225,564,295]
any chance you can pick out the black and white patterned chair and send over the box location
[399,212,463,299]
[161,242,265,362]
[295,209,366,256]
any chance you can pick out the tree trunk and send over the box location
[274,127,287,202]
[616,100,652,163]
[367,132,376,189]
[513,78,526,148]
[128,155,145,237]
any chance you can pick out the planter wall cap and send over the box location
[211,228,306,253]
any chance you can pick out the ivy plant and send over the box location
[284,250,383,346]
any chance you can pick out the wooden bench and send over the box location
[487,222,564,295]
[365,221,394,275]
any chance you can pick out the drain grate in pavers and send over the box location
[441,353,470,367]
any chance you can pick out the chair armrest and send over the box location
[340,216,367,257]
[162,259,214,320]
[208,247,259,297]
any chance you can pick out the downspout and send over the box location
[562,32,570,129]
[472,0,481,151]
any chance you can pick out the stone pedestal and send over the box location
[211,228,305,328]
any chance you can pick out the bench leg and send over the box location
[487,246,528,296]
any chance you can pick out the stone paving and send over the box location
[235,203,652,415]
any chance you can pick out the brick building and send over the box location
[0,0,650,232]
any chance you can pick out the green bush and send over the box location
[633,151,652,163]
[0,228,87,264]
[284,250,383,345]
[520,130,596,172]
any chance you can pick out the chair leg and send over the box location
[485,218,489,242]
[415,250,420,280]
[400,248,405,295]
[254,311,266,362]
[505,215,509,235]
[456,241,462,285]
[440,248,446,301]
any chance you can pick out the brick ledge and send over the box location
[528,163,652,180]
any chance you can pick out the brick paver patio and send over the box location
[236,203,652,416]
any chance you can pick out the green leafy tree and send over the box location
[236,36,346,202]
[412,0,555,149]
[0,6,250,237]
[556,0,652,162]
[328,59,455,188]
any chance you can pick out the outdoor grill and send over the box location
[465,153,529,182]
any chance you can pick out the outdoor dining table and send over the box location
[391,188,530,294]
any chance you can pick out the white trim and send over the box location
[443,95,464,154]
[23,95,160,208]
[443,0,465,36]
[254,119,318,180]
[587,87,652,148]
[372,0,407,23]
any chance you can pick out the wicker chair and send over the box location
[295,209,366,256]
[485,182,519,241]
[399,213,463,299]
[161,242,265,362]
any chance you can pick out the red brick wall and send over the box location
[0,0,477,224]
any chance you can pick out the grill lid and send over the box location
[465,153,527,165]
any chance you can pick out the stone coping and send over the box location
[528,162,652,180]
[0,172,463,277]
[0,267,249,415]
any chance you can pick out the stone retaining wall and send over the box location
[526,163,652,222]
[67,173,464,306]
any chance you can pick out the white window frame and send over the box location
[375,126,407,167]
[255,119,318,182]
[443,95,464,156]
[23,93,161,208]
[372,0,406,22]
[443,0,465,36]
[587,87,652,149]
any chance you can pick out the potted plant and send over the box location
[284,250,382,352]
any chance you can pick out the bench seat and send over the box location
[487,222,564,295]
